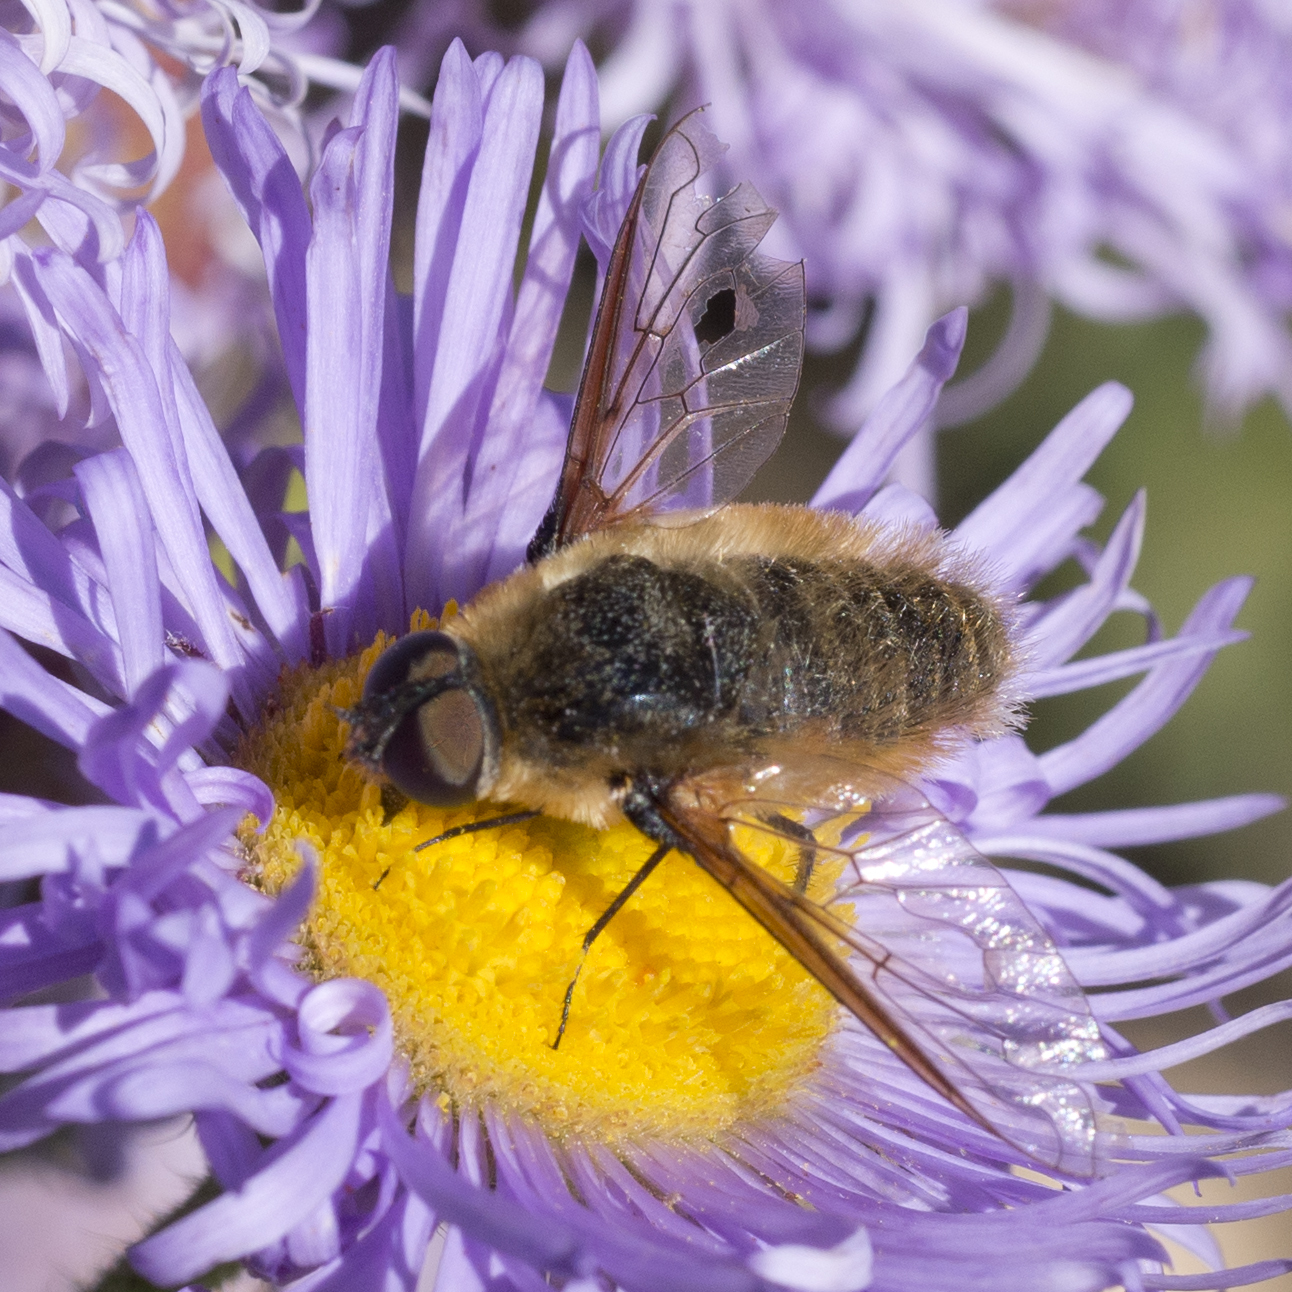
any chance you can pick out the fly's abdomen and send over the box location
[484,541,1010,777]
[734,554,1011,744]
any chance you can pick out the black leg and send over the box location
[372,810,541,889]
[765,812,818,893]
[551,842,671,1050]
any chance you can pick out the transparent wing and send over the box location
[530,110,805,556]
[661,762,1110,1177]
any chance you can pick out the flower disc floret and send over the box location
[237,624,837,1144]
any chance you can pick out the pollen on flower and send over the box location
[234,619,837,1144]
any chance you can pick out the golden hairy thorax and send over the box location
[449,505,1017,827]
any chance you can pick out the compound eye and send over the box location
[363,631,459,701]
[382,686,487,806]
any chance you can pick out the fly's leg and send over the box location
[372,810,541,889]
[765,812,818,894]
[551,841,670,1050]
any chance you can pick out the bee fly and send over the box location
[347,111,1108,1177]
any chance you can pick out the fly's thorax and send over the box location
[450,505,1017,818]
[464,553,763,781]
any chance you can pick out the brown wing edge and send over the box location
[526,110,681,563]
[657,791,1105,1178]
[652,796,1004,1141]
[527,108,804,560]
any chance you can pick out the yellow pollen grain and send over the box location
[235,617,836,1145]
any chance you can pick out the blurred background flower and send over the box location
[0,0,435,483]
[513,1,1292,442]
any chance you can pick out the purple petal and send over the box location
[1071,1001,1292,1082]
[185,767,275,825]
[1097,938,1292,1023]
[0,793,56,821]
[0,991,178,1071]
[56,34,167,193]
[473,49,505,98]
[75,661,226,817]
[0,189,46,242]
[480,389,574,587]
[304,124,374,654]
[1021,796,1286,848]
[449,40,600,597]
[812,308,967,514]
[977,836,1178,918]
[0,806,157,881]
[0,467,117,638]
[1,1001,282,1135]
[343,49,406,644]
[935,733,1051,836]
[120,215,266,689]
[1142,1262,1292,1290]
[168,338,308,661]
[1117,1196,1292,1226]
[1025,493,1146,668]
[246,848,314,995]
[33,248,252,714]
[74,449,162,696]
[284,1189,435,1292]
[412,39,483,436]
[283,980,394,1096]
[117,808,242,905]
[379,1096,581,1273]
[9,251,71,417]
[372,275,419,547]
[1024,627,1246,699]
[0,29,65,173]
[30,167,123,264]
[954,382,1133,590]
[581,114,652,269]
[750,1230,872,1292]
[0,561,125,695]
[197,1107,264,1191]
[179,904,238,1005]
[1040,578,1253,796]
[856,482,939,531]
[1069,883,1292,991]
[935,282,1052,429]
[201,67,311,412]
[407,52,546,610]
[0,625,108,753]
[131,1093,365,1286]
[100,1059,307,1136]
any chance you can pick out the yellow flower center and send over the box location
[235,617,836,1145]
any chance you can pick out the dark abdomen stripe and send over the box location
[733,555,1008,744]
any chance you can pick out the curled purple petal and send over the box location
[284,980,394,1096]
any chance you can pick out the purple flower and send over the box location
[514,1,1292,463]
[1,0,293,260]
[0,38,1290,1292]
[0,0,429,479]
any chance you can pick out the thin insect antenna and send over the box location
[371,810,541,890]
[551,842,671,1050]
